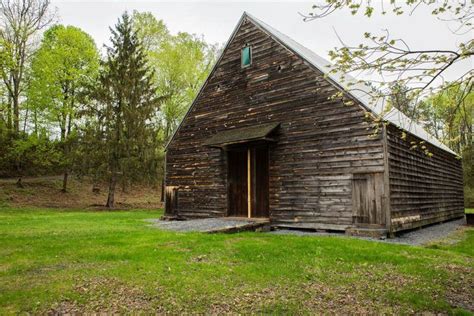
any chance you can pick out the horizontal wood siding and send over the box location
[387,124,464,231]
[166,18,385,227]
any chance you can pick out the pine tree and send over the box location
[98,12,157,208]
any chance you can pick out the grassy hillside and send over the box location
[0,177,162,209]
[0,207,472,314]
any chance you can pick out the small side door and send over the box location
[352,173,385,225]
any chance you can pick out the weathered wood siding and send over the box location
[386,124,464,231]
[166,18,386,229]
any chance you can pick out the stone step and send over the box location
[345,227,388,238]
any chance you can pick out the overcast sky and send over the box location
[51,0,472,83]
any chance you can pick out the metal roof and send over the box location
[245,12,456,155]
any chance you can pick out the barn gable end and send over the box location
[165,13,465,234]
[165,14,387,230]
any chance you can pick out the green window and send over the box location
[241,46,252,68]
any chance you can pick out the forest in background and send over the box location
[0,0,472,207]
[0,0,217,207]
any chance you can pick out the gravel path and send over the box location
[147,218,263,232]
[270,218,467,245]
[148,217,466,245]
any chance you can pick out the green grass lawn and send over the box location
[466,208,474,214]
[0,208,473,314]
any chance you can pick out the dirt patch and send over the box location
[0,176,162,209]
[438,263,474,312]
[47,277,164,314]
[206,266,412,314]
[207,264,474,315]
[207,282,402,315]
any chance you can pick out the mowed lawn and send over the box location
[0,208,473,314]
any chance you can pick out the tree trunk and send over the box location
[106,172,117,208]
[60,111,71,193]
[160,179,165,202]
[23,103,29,133]
[160,164,165,202]
[13,92,19,135]
[62,171,68,193]
[7,94,12,132]
[33,108,38,136]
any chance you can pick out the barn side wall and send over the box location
[165,18,386,230]
[386,124,465,232]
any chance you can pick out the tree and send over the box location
[0,0,54,135]
[98,12,157,208]
[418,81,473,153]
[302,1,473,126]
[131,11,218,144]
[154,32,217,143]
[28,24,99,192]
[131,10,169,52]
[0,37,11,129]
[388,82,418,120]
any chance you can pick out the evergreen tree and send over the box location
[98,12,157,208]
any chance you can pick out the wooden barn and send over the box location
[164,13,464,235]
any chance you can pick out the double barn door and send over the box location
[227,146,269,218]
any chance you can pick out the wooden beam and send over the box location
[247,149,251,218]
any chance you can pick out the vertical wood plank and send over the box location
[382,124,391,232]
[247,149,251,218]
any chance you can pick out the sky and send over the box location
[51,0,472,83]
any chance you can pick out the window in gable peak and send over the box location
[241,46,252,68]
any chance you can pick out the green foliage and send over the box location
[463,145,474,207]
[131,10,170,51]
[0,37,13,130]
[154,32,217,143]
[28,24,100,134]
[0,131,63,177]
[418,82,473,154]
[22,24,100,191]
[1,9,215,192]
[0,0,54,135]
[132,11,218,144]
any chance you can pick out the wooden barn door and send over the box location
[227,146,269,218]
[251,146,269,218]
[352,173,385,225]
[228,150,248,217]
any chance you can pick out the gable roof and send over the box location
[166,12,456,156]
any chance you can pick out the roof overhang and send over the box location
[203,122,280,148]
